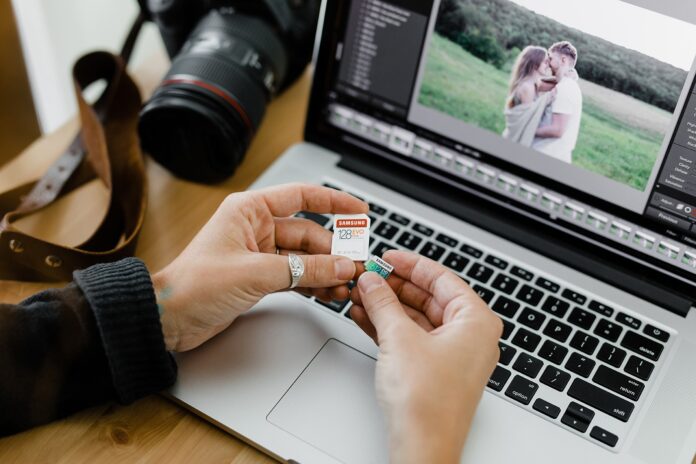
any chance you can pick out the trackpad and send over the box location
[267,339,389,464]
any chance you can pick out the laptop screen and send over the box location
[309,0,696,277]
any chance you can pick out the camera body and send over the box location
[138,0,320,183]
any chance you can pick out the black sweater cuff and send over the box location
[74,258,177,404]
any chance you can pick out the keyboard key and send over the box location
[621,331,663,361]
[597,343,626,368]
[511,328,541,352]
[510,265,534,282]
[419,242,446,261]
[485,254,508,270]
[505,375,538,405]
[396,232,422,250]
[294,211,329,227]
[568,307,596,330]
[566,352,595,378]
[316,299,349,313]
[616,312,641,330]
[491,274,519,295]
[567,378,634,422]
[371,241,395,257]
[624,355,654,381]
[472,285,495,303]
[322,182,341,190]
[436,233,458,248]
[467,263,494,284]
[501,319,515,340]
[590,426,618,447]
[516,285,544,306]
[570,331,599,355]
[443,251,470,273]
[538,340,568,365]
[487,365,511,392]
[389,212,410,226]
[492,296,520,318]
[543,319,572,342]
[561,413,590,433]
[412,223,434,236]
[374,222,399,240]
[533,398,561,419]
[566,401,595,423]
[498,342,516,365]
[517,307,546,330]
[460,243,483,258]
[643,324,670,343]
[513,353,544,378]
[594,319,622,342]
[536,277,560,293]
[562,289,587,305]
[368,202,387,215]
[593,365,644,401]
[589,300,614,317]
[540,365,570,391]
[541,296,570,318]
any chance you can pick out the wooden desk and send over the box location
[0,53,306,463]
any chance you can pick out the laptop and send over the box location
[168,0,696,462]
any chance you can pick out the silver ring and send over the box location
[288,253,304,289]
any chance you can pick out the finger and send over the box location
[383,250,477,311]
[261,253,356,293]
[356,272,417,342]
[274,217,332,254]
[350,273,445,325]
[350,305,378,343]
[255,183,369,218]
[351,303,433,337]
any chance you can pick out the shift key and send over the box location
[568,378,634,422]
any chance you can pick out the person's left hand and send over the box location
[153,183,368,352]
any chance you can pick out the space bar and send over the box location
[567,378,634,422]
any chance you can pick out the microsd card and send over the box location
[364,255,394,279]
[331,214,371,261]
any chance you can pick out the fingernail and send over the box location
[358,272,382,292]
[335,258,356,280]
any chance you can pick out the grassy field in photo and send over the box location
[418,34,673,191]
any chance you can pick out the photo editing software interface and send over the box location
[323,0,696,273]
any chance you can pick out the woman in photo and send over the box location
[502,45,557,146]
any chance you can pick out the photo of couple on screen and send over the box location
[417,0,696,191]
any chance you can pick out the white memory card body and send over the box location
[331,214,371,261]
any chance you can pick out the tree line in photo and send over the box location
[435,0,688,112]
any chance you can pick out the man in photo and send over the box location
[532,41,583,163]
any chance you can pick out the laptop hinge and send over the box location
[337,150,694,318]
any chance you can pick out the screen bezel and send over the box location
[304,0,696,291]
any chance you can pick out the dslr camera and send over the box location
[138,0,320,183]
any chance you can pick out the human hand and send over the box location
[154,183,368,352]
[350,250,502,464]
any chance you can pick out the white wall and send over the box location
[11,0,167,134]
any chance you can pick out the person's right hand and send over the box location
[350,250,502,464]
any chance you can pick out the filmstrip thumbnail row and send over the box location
[327,104,696,272]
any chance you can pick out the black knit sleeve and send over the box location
[0,258,176,437]
[74,258,177,404]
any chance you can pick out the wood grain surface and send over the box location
[0,51,306,463]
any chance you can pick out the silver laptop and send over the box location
[169,0,696,462]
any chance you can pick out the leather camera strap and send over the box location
[0,51,146,281]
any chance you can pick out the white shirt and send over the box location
[532,77,583,163]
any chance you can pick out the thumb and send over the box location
[357,272,416,342]
[261,253,356,293]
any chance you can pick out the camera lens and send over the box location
[139,10,288,183]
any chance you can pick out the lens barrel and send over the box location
[139,10,288,183]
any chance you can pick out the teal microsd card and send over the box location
[364,255,394,279]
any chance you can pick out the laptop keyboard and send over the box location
[294,181,674,451]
